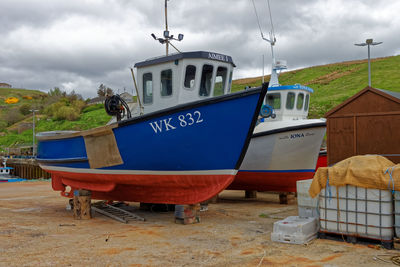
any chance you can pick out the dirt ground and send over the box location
[0,181,398,266]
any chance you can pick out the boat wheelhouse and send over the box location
[0,166,12,177]
[134,51,235,114]
[263,84,313,121]
[0,158,13,181]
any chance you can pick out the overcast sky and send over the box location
[0,0,398,98]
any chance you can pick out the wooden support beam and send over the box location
[174,204,200,224]
[279,193,288,204]
[209,195,219,204]
[73,190,92,220]
[245,190,257,199]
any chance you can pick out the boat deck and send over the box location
[0,181,389,266]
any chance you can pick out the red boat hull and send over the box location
[316,151,327,169]
[229,151,328,192]
[50,170,235,204]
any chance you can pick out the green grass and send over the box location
[0,87,46,98]
[35,107,111,133]
[0,105,111,149]
[0,89,111,149]
[232,55,400,118]
[0,87,46,107]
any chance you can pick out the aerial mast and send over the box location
[151,0,184,55]
[165,0,169,56]
[251,0,286,87]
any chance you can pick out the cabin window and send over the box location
[286,92,295,109]
[227,71,233,93]
[266,93,281,109]
[213,67,228,96]
[161,69,173,97]
[199,64,214,97]
[143,72,153,104]
[304,94,310,111]
[296,93,304,110]
[184,65,196,89]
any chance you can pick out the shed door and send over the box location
[328,117,355,165]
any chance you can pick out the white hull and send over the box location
[0,169,12,180]
[229,119,326,192]
[241,119,326,171]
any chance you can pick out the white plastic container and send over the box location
[319,185,393,241]
[297,179,318,218]
[394,191,400,237]
[271,216,319,244]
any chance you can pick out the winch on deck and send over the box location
[104,94,132,121]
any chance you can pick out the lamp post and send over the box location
[354,38,383,87]
[30,109,39,157]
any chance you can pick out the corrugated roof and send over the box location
[376,88,400,100]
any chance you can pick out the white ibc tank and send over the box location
[296,179,318,218]
[271,216,319,244]
[319,185,393,241]
[394,191,400,237]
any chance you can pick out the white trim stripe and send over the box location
[40,165,237,176]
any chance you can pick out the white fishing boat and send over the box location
[0,157,13,182]
[228,0,326,192]
[230,85,326,192]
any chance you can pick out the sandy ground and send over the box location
[0,181,398,267]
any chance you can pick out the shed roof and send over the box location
[325,86,400,117]
[376,88,400,100]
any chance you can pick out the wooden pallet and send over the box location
[393,238,400,250]
[318,231,393,249]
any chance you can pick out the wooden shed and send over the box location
[325,86,400,165]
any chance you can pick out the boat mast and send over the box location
[251,0,285,87]
[151,1,184,54]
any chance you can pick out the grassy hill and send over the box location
[0,104,110,150]
[0,55,399,150]
[0,87,47,115]
[232,55,400,118]
[0,87,111,150]
[0,87,46,99]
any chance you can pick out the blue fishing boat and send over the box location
[37,51,268,204]
[37,2,270,204]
